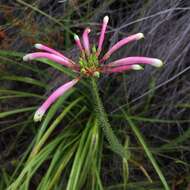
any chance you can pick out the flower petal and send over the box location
[74,34,84,53]
[34,78,79,122]
[23,52,77,69]
[101,33,144,62]
[82,28,91,55]
[34,43,69,60]
[97,15,109,56]
[106,57,163,68]
[102,64,143,73]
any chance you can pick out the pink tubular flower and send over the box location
[74,34,84,52]
[101,33,144,62]
[34,78,79,122]
[34,43,68,58]
[106,57,163,68]
[23,52,75,68]
[102,64,143,73]
[97,15,109,56]
[82,28,91,55]
[23,15,163,122]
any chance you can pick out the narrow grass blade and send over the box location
[113,114,190,124]
[0,75,48,89]
[0,89,43,99]
[66,117,101,190]
[66,118,92,190]
[123,111,170,190]
[123,137,130,190]
[0,107,36,119]
[8,133,67,190]
[45,144,77,190]
[0,50,24,57]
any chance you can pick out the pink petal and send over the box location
[97,16,109,56]
[34,78,79,122]
[101,33,144,62]
[23,52,77,69]
[82,28,91,55]
[34,43,70,60]
[102,64,143,73]
[106,57,163,68]
[74,34,84,53]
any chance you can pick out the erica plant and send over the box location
[8,16,170,190]
[23,16,163,122]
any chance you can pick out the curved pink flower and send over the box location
[97,15,109,56]
[101,33,144,62]
[34,78,79,122]
[106,57,163,68]
[74,34,84,53]
[82,28,91,55]
[102,64,143,73]
[34,43,68,58]
[23,52,79,71]
[23,15,163,122]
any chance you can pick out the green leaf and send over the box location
[0,76,48,89]
[0,107,36,119]
[123,111,170,190]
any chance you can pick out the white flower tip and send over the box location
[74,34,79,41]
[132,64,143,70]
[137,33,144,39]
[34,43,42,49]
[103,15,109,24]
[151,59,163,67]
[33,109,45,122]
[86,28,91,33]
[23,54,32,61]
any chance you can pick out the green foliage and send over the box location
[1,1,190,190]
[91,77,130,161]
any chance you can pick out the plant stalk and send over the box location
[91,77,130,160]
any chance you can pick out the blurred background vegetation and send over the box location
[0,0,190,189]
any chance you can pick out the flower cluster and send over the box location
[23,16,163,122]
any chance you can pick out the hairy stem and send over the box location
[91,77,130,160]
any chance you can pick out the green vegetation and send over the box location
[0,0,190,189]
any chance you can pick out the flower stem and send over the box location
[91,77,130,160]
